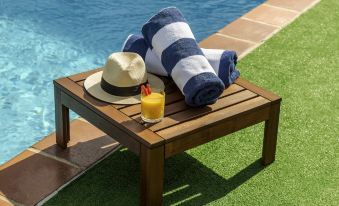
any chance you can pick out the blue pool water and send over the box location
[0,0,264,164]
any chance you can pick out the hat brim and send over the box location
[84,71,165,105]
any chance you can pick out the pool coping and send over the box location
[0,0,321,205]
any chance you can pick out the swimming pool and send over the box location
[0,0,265,164]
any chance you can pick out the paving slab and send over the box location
[199,33,255,57]
[244,4,298,27]
[0,150,81,206]
[219,18,278,43]
[266,0,319,12]
[33,119,120,169]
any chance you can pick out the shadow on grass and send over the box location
[46,149,264,206]
[164,154,263,205]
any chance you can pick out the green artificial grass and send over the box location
[45,1,339,205]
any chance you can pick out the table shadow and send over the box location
[43,148,265,205]
[163,153,264,206]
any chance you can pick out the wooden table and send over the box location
[54,68,281,205]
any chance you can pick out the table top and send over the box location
[54,68,281,149]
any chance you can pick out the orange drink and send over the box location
[141,91,165,123]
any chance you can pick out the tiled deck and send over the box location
[0,119,121,206]
[0,0,320,205]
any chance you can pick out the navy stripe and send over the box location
[142,7,186,49]
[228,51,240,84]
[122,34,148,59]
[183,72,225,107]
[161,38,204,74]
[218,50,237,86]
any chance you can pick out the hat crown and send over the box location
[102,52,147,87]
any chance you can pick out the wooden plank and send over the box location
[113,104,131,109]
[235,78,281,102]
[162,84,245,117]
[140,145,164,205]
[123,84,244,118]
[157,96,270,141]
[262,102,281,165]
[76,80,85,87]
[165,106,270,158]
[61,91,140,154]
[116,86,181,112]
[120,91,184,117]
[54,78,165,148]
[68,68,102,82]
[149,90,258,132]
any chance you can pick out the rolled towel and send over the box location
[141,7,225,107]
[122,34,240,86]
[122,34,169,76]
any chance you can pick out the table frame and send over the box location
[54,73,281,206]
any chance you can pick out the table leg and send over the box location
[262,102,280,165]
[54,86,70,149]
[140,145,164,206]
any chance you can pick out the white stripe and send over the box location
[171,55,216,91]
[201,48,224,75]
[151,22,195,56]
[145,49,168,76]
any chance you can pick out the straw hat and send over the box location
[84,52,164,104]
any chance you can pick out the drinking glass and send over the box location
[141,90,165,123]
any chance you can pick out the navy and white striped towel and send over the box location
[141,7,225,107]
[122,34,240,86]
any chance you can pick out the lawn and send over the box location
[45,0,339,205]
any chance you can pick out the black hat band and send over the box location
[100,77,148,97]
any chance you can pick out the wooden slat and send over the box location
[68,68,102,82]
[235,78,281,102]
[165,106,270,158]
[122,84,244,117]
[148,90,258,132]
[54,78,165,148]
[120,91,184,117]
[164,90,184,104]
[113,104,131,109]
[157,96,270,141]
[117,83,180,112]
[76,80,85,86]
[161,84,245,117]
